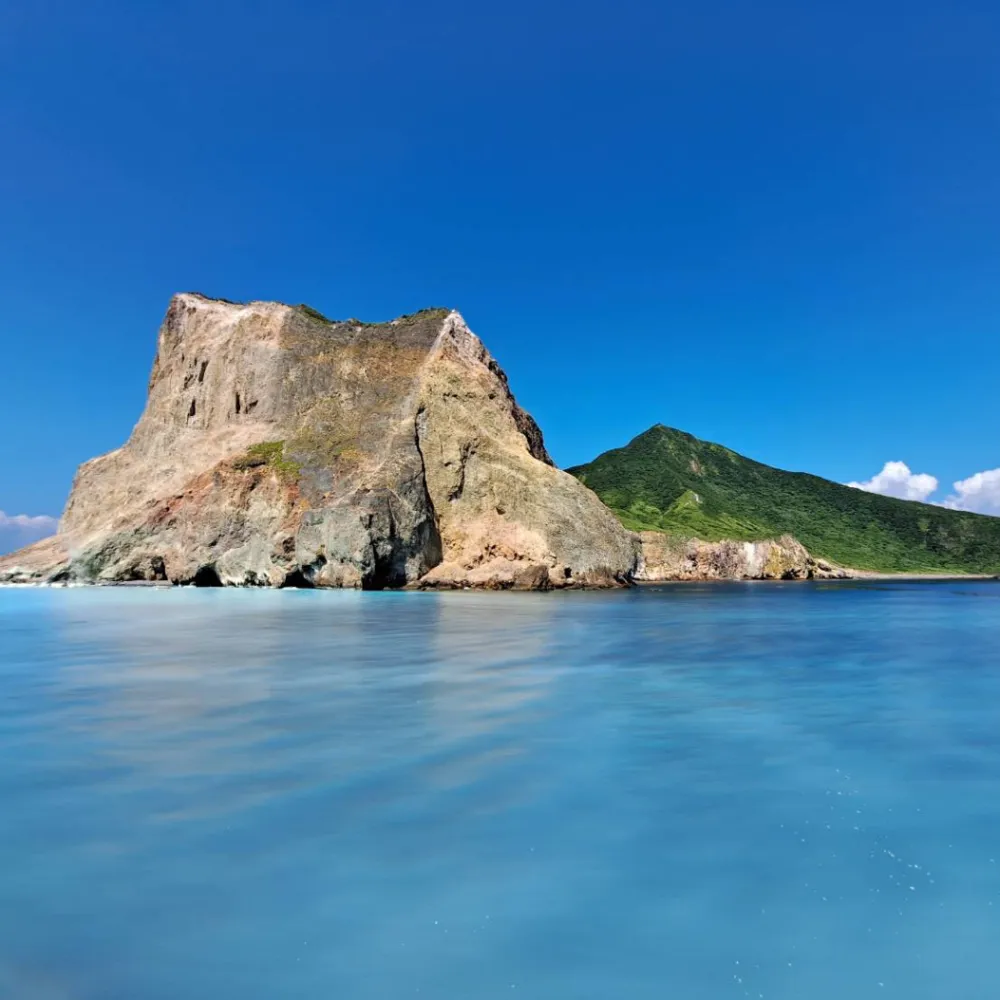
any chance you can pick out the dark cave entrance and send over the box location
[192,564,223,587]
[281,555,328,589]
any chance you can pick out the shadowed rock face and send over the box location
[1,294,637,588]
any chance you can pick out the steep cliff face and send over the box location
[414,325,637,588]
[0,294,637,588]
[636,532,850,581]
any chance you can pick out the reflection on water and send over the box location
[1,582,999,999]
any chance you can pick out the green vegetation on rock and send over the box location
[233,441,301,482]
[396,307,450,323]
[295,304,451,328]
[296,304,333,324]
[568,425,1000,574]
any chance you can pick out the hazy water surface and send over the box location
[1,582,999,999]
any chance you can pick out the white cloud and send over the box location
[846,461,939,503]
[0,511,58,555]
[942,468,1000,515]
[0,512,58,530]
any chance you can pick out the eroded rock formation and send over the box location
[636,532,850,581]
[0,295,638,589]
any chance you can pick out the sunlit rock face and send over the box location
[0,295,637,589]
[635,532,851,581]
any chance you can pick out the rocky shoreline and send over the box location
[3,571,997,591]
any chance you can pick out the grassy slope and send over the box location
[568,425,1000,574]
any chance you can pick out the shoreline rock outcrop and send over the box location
[635,531,851,581]
[0,295,638,589]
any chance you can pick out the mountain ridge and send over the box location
[568,424,1000,574]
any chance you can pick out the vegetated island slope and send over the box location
[0,294,636,589]
[569,425,1000,575]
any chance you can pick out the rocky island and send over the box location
[0,295,639,589]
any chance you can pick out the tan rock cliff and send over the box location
[0,295,638,588]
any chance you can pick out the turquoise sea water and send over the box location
[1,582,999,999]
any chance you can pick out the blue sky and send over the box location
[3,0,1000,551]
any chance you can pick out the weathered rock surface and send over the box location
[0,295,637,589]
[636,531,851,581]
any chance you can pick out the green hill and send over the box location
[568,425,1000,574]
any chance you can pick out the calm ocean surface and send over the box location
[1,582,999,999]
